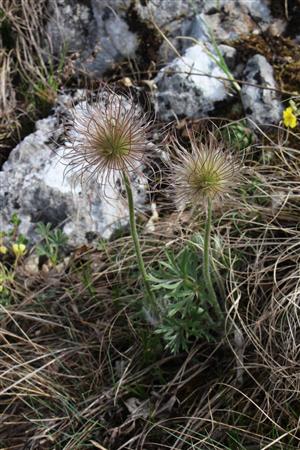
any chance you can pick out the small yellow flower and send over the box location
[0,245,8,255]
[283,107,297,129]
[12,243,27,258]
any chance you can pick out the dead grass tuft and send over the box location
[0,48,20,153]
[0,0,62,160]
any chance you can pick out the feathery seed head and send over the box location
[64,86,154,186]
[169,130,241,209]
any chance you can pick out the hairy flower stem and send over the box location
[123,172,156,312]
[203,198,223,321]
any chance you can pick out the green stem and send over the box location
[122,172,156,312]
[203,198,223,321]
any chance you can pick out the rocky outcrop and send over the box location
[45,0,273,77]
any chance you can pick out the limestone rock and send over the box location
[202,0,271,41]
[154,43,232,120]
[241,54,282,125]
[46,0,138,77]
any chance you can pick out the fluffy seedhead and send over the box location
[169,129,241,210]
[64,86,154,187]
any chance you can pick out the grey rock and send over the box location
[46,0,138,77]
[81,9,138,76]
[135,0,204,28]
[201,0,271,41]
[46,0,93,55]
[240,0,271,22]
[241,54,282,125]
[154,43,232,120]
[203,0,271,22]
[136,0,269,32]
[0,102,146,248]
[187,13,211,42]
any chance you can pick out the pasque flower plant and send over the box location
[168,129,241,320]
[65,85,156,311]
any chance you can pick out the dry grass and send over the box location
[0,0,62,160]
[0,48,19,149]
[1,123,300,449]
